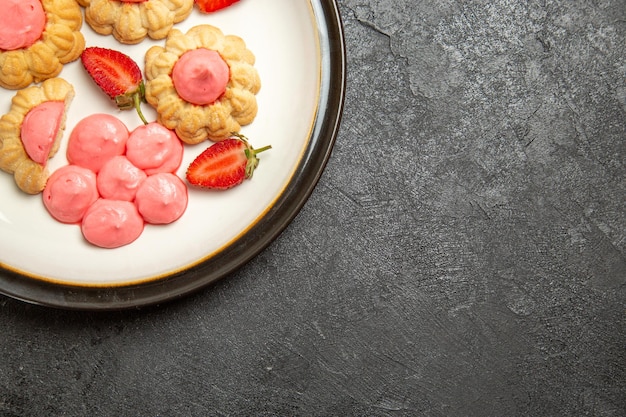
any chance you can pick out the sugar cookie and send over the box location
[0,0,85,90]
[77,0,194,44]
[0,78,74,194]
[144,24,261,144]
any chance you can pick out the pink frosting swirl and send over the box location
[42,165,99,224]
[126,122,183,175]
[81,199,144,249]
[20,101,65,165]
[97,155,147,201]
[67,114,129,173]
[135,173,188,224]
[172,48,230,105]
[0,0,46,51]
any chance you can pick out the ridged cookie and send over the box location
[145,25,261,144]
[77,0,194,44]
[0,78,75,194]
[0,0,85,90]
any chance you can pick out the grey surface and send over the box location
[1,1,625,416]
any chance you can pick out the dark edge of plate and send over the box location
[0,0,346,311]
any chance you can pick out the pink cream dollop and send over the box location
[172,48,230,105]
[135,173,188,224]
[126,122,183,175]
[0,0,47,51]
[67,114,128,173]
[20,101,65,165]
[97,155,147,201]
[81,199,144,249]
[44,114,190,249]
[43,165,99,224]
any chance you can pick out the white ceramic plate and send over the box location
[0,0,345,309]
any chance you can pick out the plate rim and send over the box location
[0,0,346,310]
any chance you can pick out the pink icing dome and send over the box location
[97,155,147,201]
[67,114,128,173]
[126,122,183,175]
[0,0,46,51]
[81,199,144,249]
[135,173,188,224]
[172,48,230,105]
[20,101,65,165]
[42,165,99,224]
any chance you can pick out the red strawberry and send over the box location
[81,46,148,125]
[195,0,239,13]
[186,134,271,190]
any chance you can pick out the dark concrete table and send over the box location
[2,1,624,415]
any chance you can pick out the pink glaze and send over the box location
[20,101,65,165]
[135,173,188,224]
[43,165,99,224]
[67,114,128,173]
[97,155,147,201]
[81,199,144,249]
[0,0,46,51]
[126,122,183,175]
[172,48,230,105]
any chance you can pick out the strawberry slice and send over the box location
[195,0,239,13]
[81,46,148,125]
[186,134,271,190]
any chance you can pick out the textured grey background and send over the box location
[1,0,625,416]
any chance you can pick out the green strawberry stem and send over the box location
[133,92,148,125]
[244,144,272,178]
[115,81,148,125]
[250,145,272,155]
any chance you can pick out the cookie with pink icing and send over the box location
[77,0,194,44]
[0,78,74,194]
[21,101,66,165]
[145,24,261,144]
[0,0,85,90]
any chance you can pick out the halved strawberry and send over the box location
[186,134,271,190]
[195,0,240,13]
[81,46,148,125]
